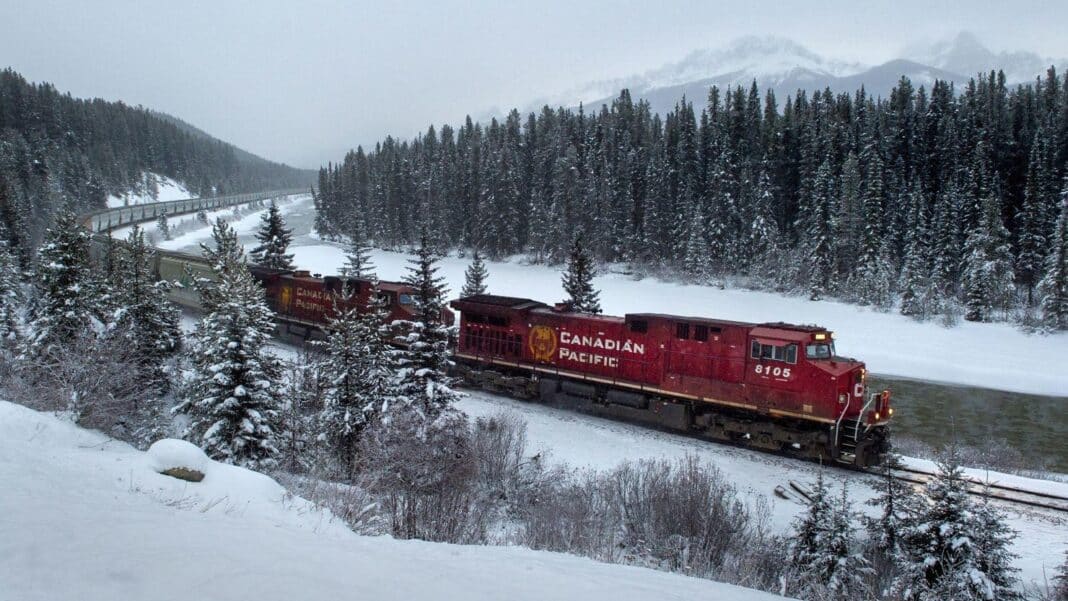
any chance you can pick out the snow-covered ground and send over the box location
[0,401,783,601]
[456,391,1068,588]
[161,194,1068,396]
[154,193,306,252]
[107,173,193,208]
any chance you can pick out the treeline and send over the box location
[314,69,1068,328]
[0,68,313,258]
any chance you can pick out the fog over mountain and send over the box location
[531,32,1067,117]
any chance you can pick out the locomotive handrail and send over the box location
[80,188,305,234]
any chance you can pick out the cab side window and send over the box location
[750,341,798,364]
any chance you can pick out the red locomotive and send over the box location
[449,294,891,467]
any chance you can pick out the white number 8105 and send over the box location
[755,364,791,378]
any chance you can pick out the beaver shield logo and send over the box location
[528,325,557,362]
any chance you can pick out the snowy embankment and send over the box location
[154,193,306,252]
[456,391,1068,588]
[107,173,193,208]
[0,401,782,601]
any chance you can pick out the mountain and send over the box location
[539,34,1064,118]
[905,31,1067,84]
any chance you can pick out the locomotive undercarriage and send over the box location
[453,360,887,468]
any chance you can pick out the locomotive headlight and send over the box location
[888,408,894,416]
[874,411,881,421]
[814,333,827,341]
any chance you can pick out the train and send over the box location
[82,191,892,468]
[449,295,891,468]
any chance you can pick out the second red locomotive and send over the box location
[450,294,892,467]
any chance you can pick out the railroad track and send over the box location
[889,466,1068,514]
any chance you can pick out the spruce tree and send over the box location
[562,232,601,313]
[392,232,459,424]
[806,159,838,301]
[1039,188,1068,330]
[866,452,922,557]
[316,283,391,477]
[26,211,94,354]
[1054,551,1068,601]
[0,238,22,345]
[461,249,489,297]
[900,182,932,317]
[963,191,1016,322]
[156,211,170,241]
[112,225,181,381]
[250,201,294,270]
[894,448,1020,601]
[343,216,374,278]
[790,474,871,597]
[176,230,282,469]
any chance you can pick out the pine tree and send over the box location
[894,448,1020,601]
[963,191,1016,322]
[0,238,22,345]
[461,249,489,297]
[561,232,602,313]
[900,182,932,316]
[316,283,391,477]
[111,225,181,381]
[1053,551,1068,601]
[156,211,170,241]
[195,219,244,314]
[391,232,459,424]
[789,471,872,596]
[343,216,374,278]
[806,159,839,301]
[866,452,922,556]
[176,234,282,469]
[1039,187,1068,330]
[250,201,294,270]
[26,211,94,354]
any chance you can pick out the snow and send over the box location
[455,391,1068,589]
[146,438,210,475]
[0,400,783,601]
[284,240,1068,397]
[154,194,306,252]
[107,173,193,208]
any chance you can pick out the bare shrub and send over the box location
[470,411,527,497]
[275,471,384,535]
[358,411,489,544]
[3,327,168,444]
[520,470,621,561]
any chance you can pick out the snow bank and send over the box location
[0,400,782,601]
[154,193,306,251]
[107,173,193,208]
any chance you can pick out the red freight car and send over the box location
[249,267,452,342]
[450,294,891,467]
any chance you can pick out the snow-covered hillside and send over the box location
[0,401,782,601]
[107,172,194,208]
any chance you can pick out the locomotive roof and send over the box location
[625,313,754,328]
[453,294,549,311]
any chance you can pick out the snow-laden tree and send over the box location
[249,201,294,270]
[389,232,459,425]
[156,211,170,241]
[1039,189,1068,331]
[865,452,923,557]
[562,232,602,313]
[963,191,1016,322]
[176,225,282,469]
[461,249,489,297]
[194,219,244,313]
[1053,551,1068,601]
[316,283,392,477]
[806,159,839,301]
[0,237,22,345]
[111,225,181,380]
[789,472,871,598]
[343,216,374,278]
[900,182,932,317]
[25,211,95,355]
[893,449,1020,601]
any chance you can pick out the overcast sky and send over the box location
[2,0,1066,169]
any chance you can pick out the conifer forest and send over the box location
[314,71,1068,326]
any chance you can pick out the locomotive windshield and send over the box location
[805,342,835,360]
